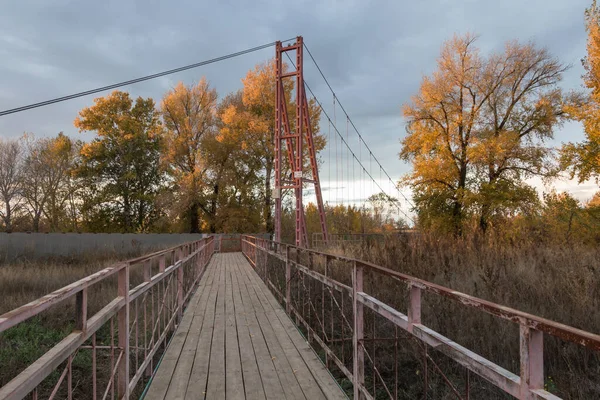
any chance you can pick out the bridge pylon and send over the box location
[274,36,328,247]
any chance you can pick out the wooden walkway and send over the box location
[145,253,347,400]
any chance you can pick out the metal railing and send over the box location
[241,235,600,400]
[0,236,215,400]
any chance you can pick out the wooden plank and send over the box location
[186,254,222,399]
[244,271,326,400]
[162,255,219,399]
[244,275,307,400]
[225,255,245,400]
[145,257,217,400]
[205,255,227,399]
[236,262,287,399]
[239,254,346,400]
[231,255,267,400]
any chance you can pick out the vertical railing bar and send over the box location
[395,325,398,400]
[92,333,97,400]
[117,263,130,398]
[135,297,139,373]
[286,245,291,314]
[67,354,72,400]
[177,248,184,324]
[110,317,115,400]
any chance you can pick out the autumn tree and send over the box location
[561,1,600,186]
[42,134,80,231]
[74,91,163,232]
[20,133,79,231]
[160,79,218,233]
[401,34,568,234]
[207,91,263,232]
[0,138,23,232]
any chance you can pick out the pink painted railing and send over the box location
[241,235,600,400]
[0,236,215,400]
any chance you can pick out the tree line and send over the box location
[0,61,397,236]
[400,1,600,241]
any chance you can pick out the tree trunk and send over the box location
[209,183,219,234]
[189,202,200,233]
[32,213,40,232]
[4,200,11,233]
[452,162,468,236]
[479,205,489,234]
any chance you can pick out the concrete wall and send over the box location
[0,233,270,262]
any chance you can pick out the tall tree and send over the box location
[562,0,600,186]
[401,34,568,234]
[41,134,80,231]
[0,138,23,232]
[21,134,48,231]
[214,91,264,232]
[160,79,218,233]
[74,91,163,232]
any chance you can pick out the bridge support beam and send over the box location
[274,36,328,247]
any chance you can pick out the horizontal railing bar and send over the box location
[126,239,205,265]
[0,263,126,333]
[358,291,521,397]
[412,324,521,397]
[290,259,351,294]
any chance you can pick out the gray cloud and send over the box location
[0,0,595,202]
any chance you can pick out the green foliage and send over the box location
[74,91,164,232]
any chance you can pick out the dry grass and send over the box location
[0,258,119,315]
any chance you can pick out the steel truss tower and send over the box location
[274,36,328,247]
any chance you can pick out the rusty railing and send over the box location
[0,236,215,400]
[241,235,600,400]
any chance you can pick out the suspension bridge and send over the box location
[0,37,599,400]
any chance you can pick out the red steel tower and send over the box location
[274,36,328,247]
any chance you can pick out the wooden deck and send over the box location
[145,252,347,400]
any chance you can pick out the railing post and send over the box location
[352,260,364,399]
[159,254,166,273]
[286,245,291,314]
[75,287,87,332]
[117,264,130,398]
[520,326,544,399]
[177,248,184,323]
[408,284,421,333]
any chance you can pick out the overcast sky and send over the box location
[0,0,597,215]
